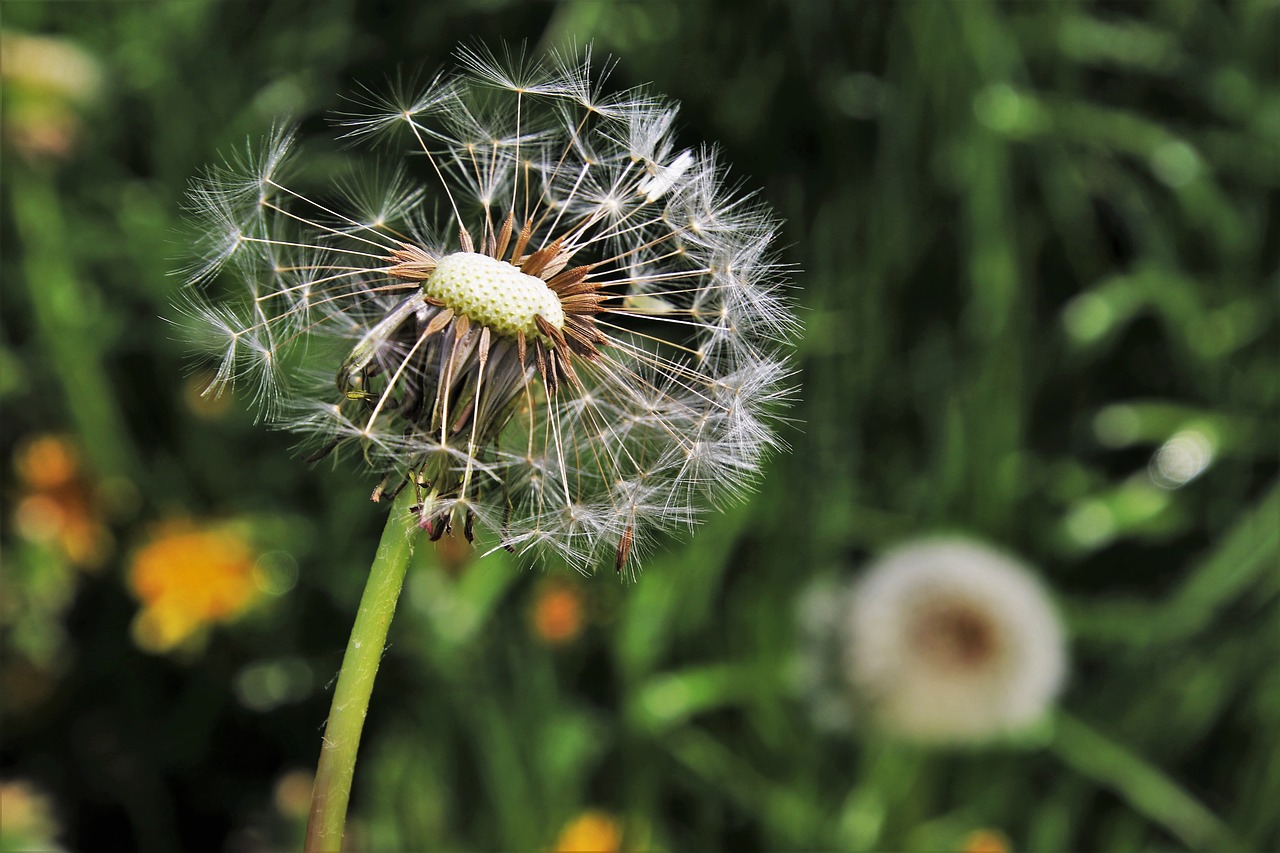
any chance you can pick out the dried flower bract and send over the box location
[182,45,795,573]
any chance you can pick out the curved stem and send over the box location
[305,488,418,852]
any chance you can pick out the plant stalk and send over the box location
[305,488,418,852]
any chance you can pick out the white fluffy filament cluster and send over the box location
[181,45,797,574]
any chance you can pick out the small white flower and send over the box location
[799,538,1067,742]
[180,46,796,575]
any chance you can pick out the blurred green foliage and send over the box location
[1,1,1277,851]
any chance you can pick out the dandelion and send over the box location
[843,538,1067,743]
[181,45,795,852]
[180,44,795,577]
[798,538,1067,744]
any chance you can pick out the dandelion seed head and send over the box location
[802,538,1068,743]
[181,45,796,573]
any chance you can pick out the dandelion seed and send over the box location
[797,538,1067,743]
[181,46,796,574]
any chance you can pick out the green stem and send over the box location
[305,488,419,852]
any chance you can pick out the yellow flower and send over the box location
[552,810,622,853]
[128,521,260,653]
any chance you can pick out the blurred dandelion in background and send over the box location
[127,520,262,653]
[180,45,796,575]
[798,538,1067,744]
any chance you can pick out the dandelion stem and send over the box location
[305,487,418,852]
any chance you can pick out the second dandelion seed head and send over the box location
[796,538,1068,743]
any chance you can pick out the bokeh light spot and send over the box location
[1150,140,1202,188]
[1063,292,1114,343]
[254,551,299,595]
[234,657,313,712]
[1093,405,1141,447]
[1066,500,1115,547]
[1150,428,1216,488]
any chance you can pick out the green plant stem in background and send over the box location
[306,488,419,853]
[10,166,141,482]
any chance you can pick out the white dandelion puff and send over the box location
[797,538,1068,742]
[180,45,797,574]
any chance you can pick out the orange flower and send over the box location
[552,810,622,853]
[960,829,1011,853]
[12,435,110,569]
[128,521,260,653]
[531,578,585,646]
[14,435,78,490]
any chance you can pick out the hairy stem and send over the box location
[305,488,418,852]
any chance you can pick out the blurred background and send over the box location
[1,1,1277,851]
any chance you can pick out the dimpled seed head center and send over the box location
[424,252,565,339]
